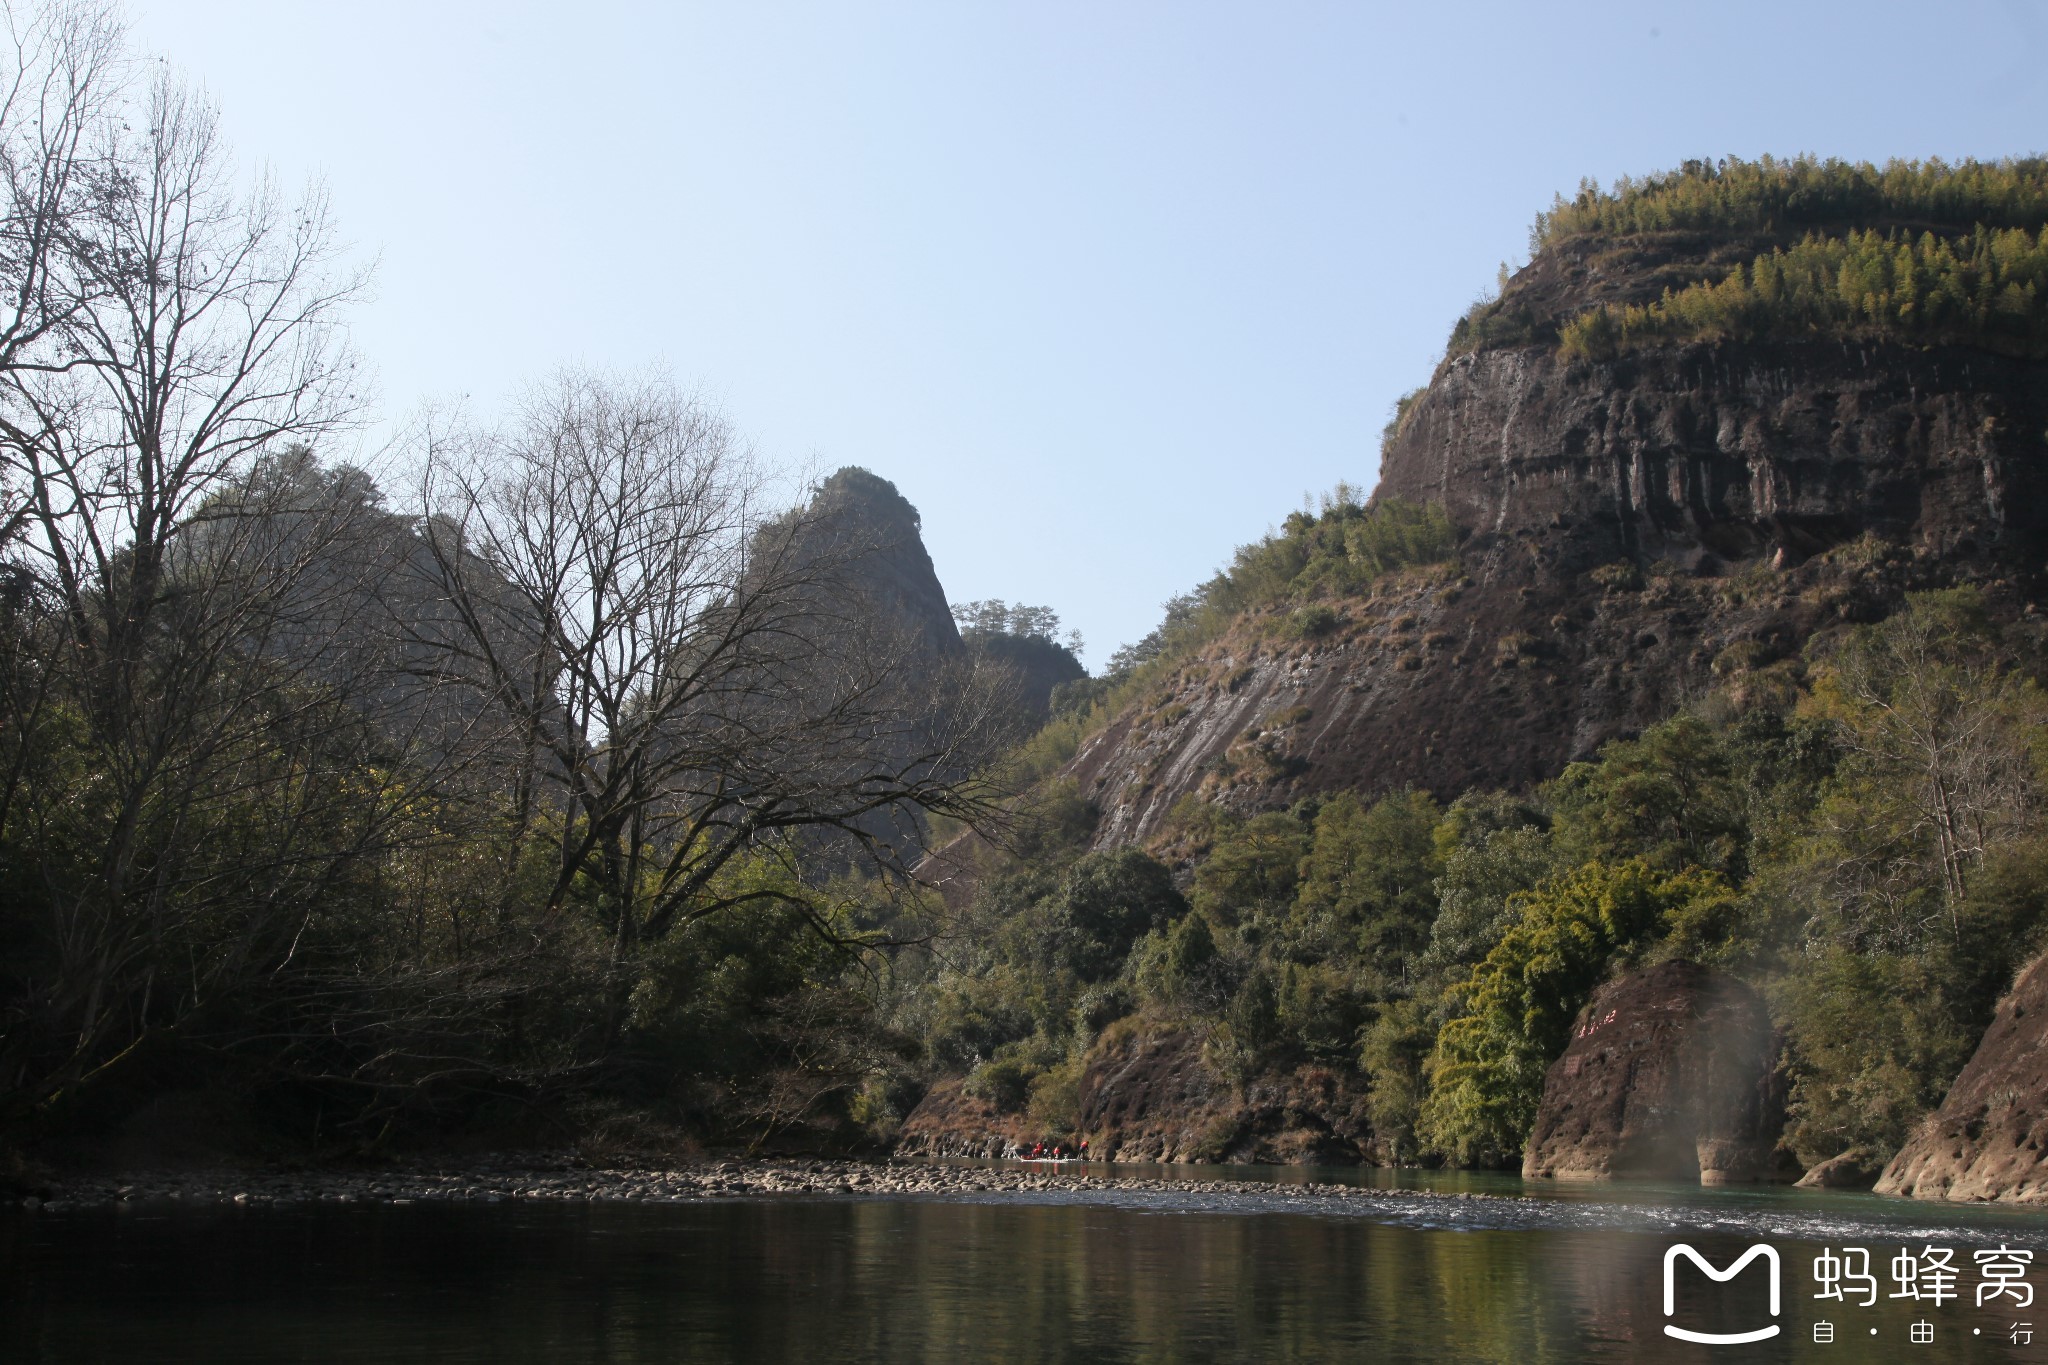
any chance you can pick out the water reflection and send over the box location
[3,1195,2044,1362]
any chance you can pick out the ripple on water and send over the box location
[923,1165,2048,1245]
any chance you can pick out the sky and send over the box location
[126,0,2048,669]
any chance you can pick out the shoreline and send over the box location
[17,1157,2048,1242]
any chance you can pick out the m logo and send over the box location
[1663,1243,1782,1344]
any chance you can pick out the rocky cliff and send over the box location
[965,632,1087,726]
[946,185,2048,1175]
[1521,961,1790,1184]
[796,467,966,659]
[893,1077,1047,1160]
[1874,949,2048,1204]
[1074,1026,1374,1164]
[1068,332,2048,846]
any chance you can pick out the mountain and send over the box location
[895,160,2048,1181]
[797,467,966,659]
[1066,171,2048,848]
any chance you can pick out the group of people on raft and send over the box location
[1022,1139,1090,1161]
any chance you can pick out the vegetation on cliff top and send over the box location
[1450,156,2048,361]
[1108,492,1459,684]
[1534,154,2048,246]
[1560,223,2048,360]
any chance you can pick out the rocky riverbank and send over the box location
[13,1156,1506,1215]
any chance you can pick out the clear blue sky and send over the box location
[130,0,2048,668]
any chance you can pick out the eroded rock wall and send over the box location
[1384,341,2048,575]
[1067,340,2048,843]
[1875,950,2048,1204]
[892,1077,1045,1160]
[893,1025,1375,1165]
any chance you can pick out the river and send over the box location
[5,1162,2047,1362]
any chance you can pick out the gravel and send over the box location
[14,1156,1485,1214]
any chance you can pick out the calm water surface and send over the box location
[6,1163,2048,1362]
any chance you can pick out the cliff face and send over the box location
[893,1077,1047,1160]
[800,471,1091,740]
[1875,948,2048,1204]
[892,1025,1376,1164]
[797,466,965,659]
[1384,341,2048,577]
[1067,337,2048,844]
[1075,1026,1373,1164]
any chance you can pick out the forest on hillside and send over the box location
[915,580,2048,1168]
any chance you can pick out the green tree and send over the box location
[1805,589,2047,942]
[1781,949,1976,1161]
[1420,794,1555,991]
[1418,860,1734,1166]
[1191,810,1311,926]
[1136,911,1226,1013]
[1025,849,1187,983]
[1291,789,1443,994]
[1359,997,1436,1160]
[1549,716,1747,876]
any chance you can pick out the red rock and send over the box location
[1075,1026,1372,1165]
[1522,961,1789,1184]
[893,1077,1043,1160]
[892,1025,1375,1165]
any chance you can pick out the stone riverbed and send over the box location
[15,1157,1502,1215]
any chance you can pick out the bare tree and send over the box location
[0,6,380,1123]
[411,372,1018,1011]
[5,65,366,709]
[0,1,1017,1136]
[0,0,122,551]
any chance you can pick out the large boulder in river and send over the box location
[1522,961,1789,1184]
[1875,950,2048,1204]
[1794,1149,1884,1190]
